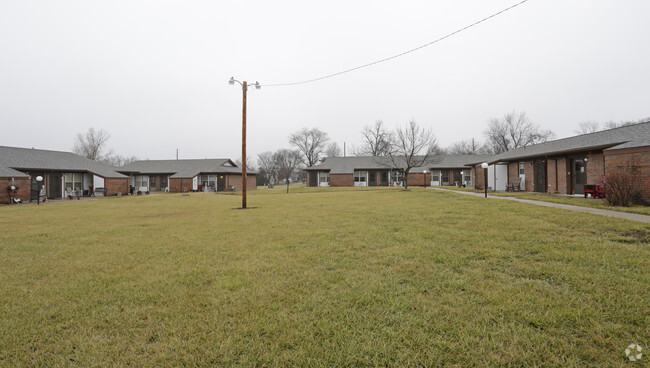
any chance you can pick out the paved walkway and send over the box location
[430,188,650,223]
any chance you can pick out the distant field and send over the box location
[1,188,648,367]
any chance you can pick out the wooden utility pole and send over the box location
[242,81,247,209]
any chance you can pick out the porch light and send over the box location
[36,176,43,205]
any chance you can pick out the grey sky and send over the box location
[1,0,649,162]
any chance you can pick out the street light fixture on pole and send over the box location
[229,77,260,209]
[36,176,43,205]
[422,170,427,188]
[480,162,489,198]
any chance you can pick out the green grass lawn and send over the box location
[1,188,648,367]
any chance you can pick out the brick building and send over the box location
[470,122,650,202]
[305,155,487,188]
[1,146,129,204]
[118,159,257,193]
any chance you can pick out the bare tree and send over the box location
[483,111,554,154]
[574,121,600,135]
[235,155,255,172]
[105,155,138,167]
[273,149,302,193]
[384,120,440,190]
[257,151,279,185]
[358,120,393,156]
[447,138,488,155]
[325,142,343,158]
[289,128,329,167]
[73,128,113,161]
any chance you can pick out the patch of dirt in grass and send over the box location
[612,231,650,244]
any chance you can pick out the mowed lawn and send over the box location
[1,188,648,367]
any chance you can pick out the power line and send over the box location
[263,0,530,87]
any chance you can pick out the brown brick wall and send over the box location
[546,159,557,193]
[105,178,129,196]
[406,171,428,187]
[604,147,650,202]
[330,173,353,187]
[169,178,190,193]
[474,165,486,190]
[508,162,518,186]
[586,152,605,184]
[556,157,568,194]
[0,177,31,204]
[226,174,257,191]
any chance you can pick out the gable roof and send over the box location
[491,122,650,162]
[306,155,490,174]
[0,146,127,178]
[119,159,255,178]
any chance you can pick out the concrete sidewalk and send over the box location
[430,188,650,223]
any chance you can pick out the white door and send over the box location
[491,164,508,191]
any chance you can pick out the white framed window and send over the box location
[519,162,525,175]
[134,175,149,190]
[318,172,330,187]
[64,173,83,193]
[463,170,472,185]
[201,174,216,189]
[354,171,367,186]
[430,170,441,185]
[390,170,404,185]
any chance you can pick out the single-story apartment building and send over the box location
[469,121,650,201]
[305,155,491,188]
[1,146,129,204]
[117,159,257,193]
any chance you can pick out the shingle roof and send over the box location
[0,146,127,178]
[491,122,650,162]
[306,155,489,174]
[119,159,255,178]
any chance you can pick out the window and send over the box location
[318,172,330,186]
[64,173,83,193]
[463,170,472,185]
[519,162,525,175]
[390,170,404,185]
[201,174,216,189]
[430,170,441,183]
[354,171,367,182]
[134,175,149,189]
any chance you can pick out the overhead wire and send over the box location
[262,0,530,87]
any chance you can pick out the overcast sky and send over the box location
[1,0,649,162]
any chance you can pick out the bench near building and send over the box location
[117,159,257,193]
[1,146,129,204]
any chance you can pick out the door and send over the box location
[573,159,586,194]
[217,175,225,191]
[380,171,389,186]
[49,173,62,198]
[368,171,377,186]
[309,172,318,187]
[534,160,545,193]
[149,176,157,191]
